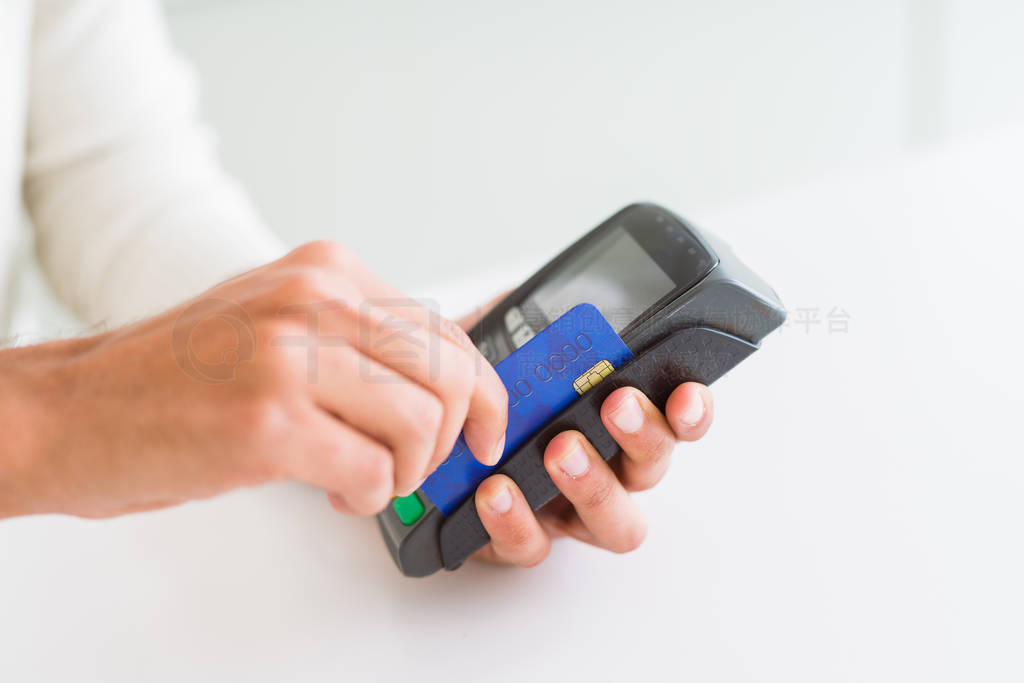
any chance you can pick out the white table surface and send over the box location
[2,127,1023,683]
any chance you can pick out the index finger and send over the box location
[343,259,509,468]
[437,315,509,468]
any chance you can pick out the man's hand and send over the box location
[0,242,508,519]
[455,301,714,566]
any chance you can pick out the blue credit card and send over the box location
[419,303,634,515]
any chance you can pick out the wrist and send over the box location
[0,337,93,518]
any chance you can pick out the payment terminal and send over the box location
[377,203,786,576]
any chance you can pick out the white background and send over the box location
[3,2,1024,682]
[160,0,1024,287]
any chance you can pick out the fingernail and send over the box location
[487,485,513,514]
[678,391,705,427]
[491,435,506,465]
[557,442,590,478]
[609,394,644,434]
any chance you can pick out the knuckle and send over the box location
[439,350,476,401]
[360,445,394,490]
[255,323,311,382]
[278,268,328,300]
[238,397,288,439]
[418,392,445,437]
[351,446,394,512]
[502,520,537,551]
[234,400,292,481]
[290,240,352,269]
[456,352,480,391]
[438,316,475,353]
[397,390,444,447]
[482,369,509,416]
[649,431,677,464]
[261,317,303,347]
[581,477,616,511]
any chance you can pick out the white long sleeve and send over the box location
[21,0,287,327]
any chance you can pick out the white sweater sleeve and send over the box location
[22,0,288,327]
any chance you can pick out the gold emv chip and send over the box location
[573,359,615,395]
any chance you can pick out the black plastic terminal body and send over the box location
[376,203,786,577]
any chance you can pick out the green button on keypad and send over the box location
[392,493,425,526]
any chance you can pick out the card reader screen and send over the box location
[528,227,675,332]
